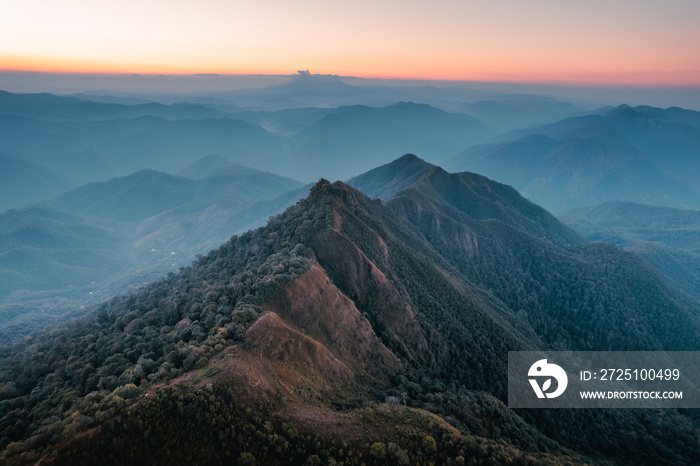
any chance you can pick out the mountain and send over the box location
[455,94,586,132]
[227,107,338,137]
[2,156,699,465]
[0,206,131,330]
[201,72,497,111]
[47,167,304,240]
[176,154,260,179]
[0,166,305,342]
[559,201,700,299]
[350,155,698,350]
[48,167,299,224]
[49,170,217,225]
[0,152,76,212]
[0,113,288,182]
[445,105,700,212]
[349,154,583,246]
[289,102,492,181]
[1,91,496,184]
[176,155,303,194]
[0,90,228,121]
[601,106,700,185]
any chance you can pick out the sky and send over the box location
[1,0,699,87]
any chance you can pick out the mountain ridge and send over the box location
[1,156,699,464]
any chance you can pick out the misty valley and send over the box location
[1,76,700,465]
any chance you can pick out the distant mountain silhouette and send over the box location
[49,166,302,225]
[455,94,586,131]
[176,154,260,179]
[1,91,497,184]
[0,89,228,121]
[446,105,700,211]
[0,111,287,182]
[0,151,76,212]
[290,102,492,181]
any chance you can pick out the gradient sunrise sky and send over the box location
[1,0,699,86]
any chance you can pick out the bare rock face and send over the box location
[266,263,402,378]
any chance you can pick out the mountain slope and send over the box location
[1,158,699,464]
[0,152,76,212]
[0,114,287,182]
[48,167,303,226]
[455,94,586,132]
[350,154,583,246]
[352,156,700,352]
[0,95,492,184]
[176,154,260,179]
[289,102,492,181]
[0,167,305,342]
[1,178,575,465]
[0,206,131,326]
[445,105,700,211]
[559,201,700,299]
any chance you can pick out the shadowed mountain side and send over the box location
[351,155,700,352]
[560,201,700,299]
[349,154,583,246]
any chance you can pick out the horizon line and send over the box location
[2,68,700,90]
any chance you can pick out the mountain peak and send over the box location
[393,152,428,166]
[349,156,583,246]
[309,178,367,205]
[347,154,435,200]
[310,177,332,194]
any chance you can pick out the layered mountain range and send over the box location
[0,90,503,194]
[446,105,700,212]
[0,157,306,341]
[2,155,698,465]
[5,88,700,215]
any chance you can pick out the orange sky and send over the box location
[1,0,699,86]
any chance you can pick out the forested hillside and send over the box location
[2,157,699,464]
[559,201,700,299]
